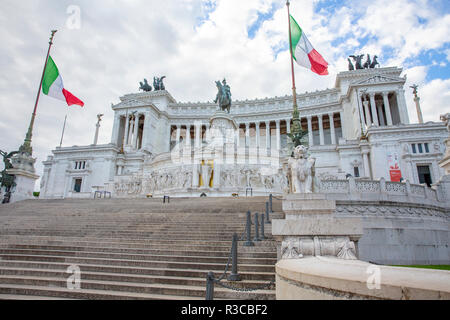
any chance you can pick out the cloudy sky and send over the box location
[1,0,449,188]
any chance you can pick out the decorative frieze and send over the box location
[281,236,357,260]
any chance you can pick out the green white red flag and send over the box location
[42,56,84,107]
[290,15,328,75]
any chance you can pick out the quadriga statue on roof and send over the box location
[288,145,318,193]
[139,79,152,92]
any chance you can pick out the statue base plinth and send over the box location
[208,112,238,147]
[5,168,39,203]
[272,193,363,260]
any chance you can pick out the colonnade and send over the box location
[169,111,344,150]
[358,90,407,128]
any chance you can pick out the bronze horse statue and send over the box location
[214,79,231,113]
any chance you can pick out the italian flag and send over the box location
[290,15,328,76]
[42,56,84,107]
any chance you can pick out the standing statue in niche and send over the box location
[214,79,232,113]
[288,145,317,193]
[201,164,212,188]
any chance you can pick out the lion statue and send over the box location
[288,145,317,193]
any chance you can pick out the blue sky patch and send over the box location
[247,3,281,39]
[195,0,217,28]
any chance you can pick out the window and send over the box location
[353,167,360,178]
[412,144,416,153]
[74,161,87,170]
[418,143,423,153]
[417,165,432,187]
[74,178,82,193]
[424,143,429,153]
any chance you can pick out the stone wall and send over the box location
[336,201,449,264]
[315,177,449,265]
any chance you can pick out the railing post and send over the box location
[260,213,266,240]
[244,211,254,247]
[227,233,242,281]
[269,194,273,213]
[253,213,261,241]
[265,202,271,224]
[205,271,215,300]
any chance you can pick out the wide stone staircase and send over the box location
[0,197,282,300]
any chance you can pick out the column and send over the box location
[265,121,271,150]
[235,123,240,148]
[129,116,135,146]
[124,115,130,145]
[205,123,210,142]
[244,123,250,148]
[328,112,336,145]
[110,114,120,145]
[363,99,371,127]
[362,151,371,179]
[358,95,366,129]
[93,122,100,146]
[275,120,281,150]
[255,122,260,149]
[176,125,181,146]
[396,89,409,124]
[318,114,324,146]
[376,100,385,126]
[382,92,393,126]
[195,123,201,148]
[192,164,199,187]
[186,124,191,147]
[369,93,379,126]
[132,114,139,148]
[307,116,313,146]
[166,124,172,152]
[285,118,291,145]
[339,111,344,143]
[141,112,151,150]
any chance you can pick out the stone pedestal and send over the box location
[272,193,363,260]
[209,111,238,147]
[5,168,39,203]
[4,152,39,203]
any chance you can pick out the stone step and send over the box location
[0,254,275,273]
[0,197,279,300]
[0,261,275,281]
[0,244,277,258]
[0,269,272,289]
[0,294,77,300]
[0,276,275,299]
[0,236,277,250]
[0,284,207,300]
[0,249,278,265]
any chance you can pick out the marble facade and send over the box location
[40,67,448,199]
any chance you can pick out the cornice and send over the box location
[119,90,177,103]
[366,123,447,137]
[53,144,120,155]
[335,67,403,87]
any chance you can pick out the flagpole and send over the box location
[59,112,68,148]
[19,30,57,156]
[286,1,301,139]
